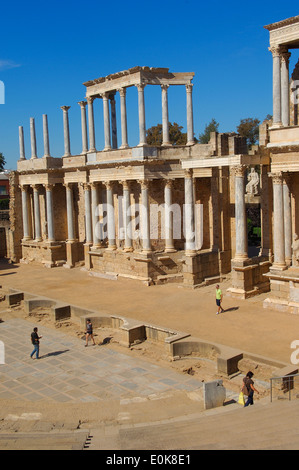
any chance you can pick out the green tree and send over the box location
[198,118,219,144]
[146,122,188,146]
[237,118,260,147]
[0,152,6,171]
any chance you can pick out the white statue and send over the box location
[246,168,259,195]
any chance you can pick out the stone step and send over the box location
[0,430,90,450]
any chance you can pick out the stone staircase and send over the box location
[0,429,90,450]
[88,399,299,450]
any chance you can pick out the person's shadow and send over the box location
[40,349,69,359]
[223,307,239,313]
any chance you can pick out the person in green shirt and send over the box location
[215,285,224,315]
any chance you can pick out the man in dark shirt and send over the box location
[30,327,42,359]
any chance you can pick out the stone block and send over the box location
[201,380,226,410]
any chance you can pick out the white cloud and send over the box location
[0,60,20,71]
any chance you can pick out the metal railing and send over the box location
[270,373,299,402]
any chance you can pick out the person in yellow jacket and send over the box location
[215,284,224,315]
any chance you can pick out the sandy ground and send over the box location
[0,260,298,436]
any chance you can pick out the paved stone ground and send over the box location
[0,319,204,404]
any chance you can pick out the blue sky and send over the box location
[0,0,298,170]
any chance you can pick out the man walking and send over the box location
[215,284,224,315]
[30,327,42,359]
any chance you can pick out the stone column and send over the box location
[270,46,282,127]
[110,96,118,149]
[45,184,55,242]
[30,117,37,159]
[184,169,196,255]
[234,165,248,260]
[164,179,176,252]
[121,180,133,252]
[87,96,96,152]
[139,179,151,252]
[65,183,75,242]
[105,181,116,249]
[271,173,286,269]
[102,92,111,151]
[136,84,147,147]
[161,84,171,147]
[186,84,195,146]
[61,106,71,157]
[281,49,291,127]
[118,88,129,149]
[42,114,51,158]
[21,186,31,240]
[283,173,292,265]
[83,183,92,244]
[19,126,25,160]
[91,182,101,247]
[32,185,42,241]
[78,101,88,154]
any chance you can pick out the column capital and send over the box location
[100,91,110,100]
[269,45,282,57]
[19,184,29,192]
[161,83,169,91]
[117,87,127,97]
[269,172,283,184]
[185,83,193,93]
[44,183,55,191]
[165,178,174,188]
[136,83,146,90]
[184,168,193,179]
[103,180,113,190]
[61,105,71,112]
[120,180,130,190]
[32,184,41,192]
[63,182,73,189]
[233,165,247,177]
[86,96,95,104]
[78,100,87,108]
[81,182,91,191]
[138,179,150,190]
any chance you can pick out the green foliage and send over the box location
[146,122,188,146]
[198,118,219,144]
[0,153,6,171]
[237,118,260,146]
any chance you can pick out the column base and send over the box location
[270,263,287,272]
[185,249,197,257]
[165,247,177,253]
[123,246,133,253]
[119,144,129,149]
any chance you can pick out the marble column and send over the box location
[78,101,88,154]
[105,181,116,249]
[110,96,118,149]
[102,93,111,151]
[32,185,42,241]
[121,180,133,252]
[65,183,75,242]
[19,126,25,160]
[283,173,292,265]
[140,179,151,252]
[44,184,55,242]
[271,173,286,269]
[281,49,291,127]
[83,183,93,244]
[30,117,37,159]
[136,84,147,146]
[184,170,196,254]
[118,88,129,148]
[164,179,176,252]
[186,84,195,146]
[61,106,71,157]
[21,185,31,240]
[42,114,51,158]
[87,97,96,152]
[234,165,248,260]
[91,182,101,247]
[161,84,171,147]
[270,46,282,127]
